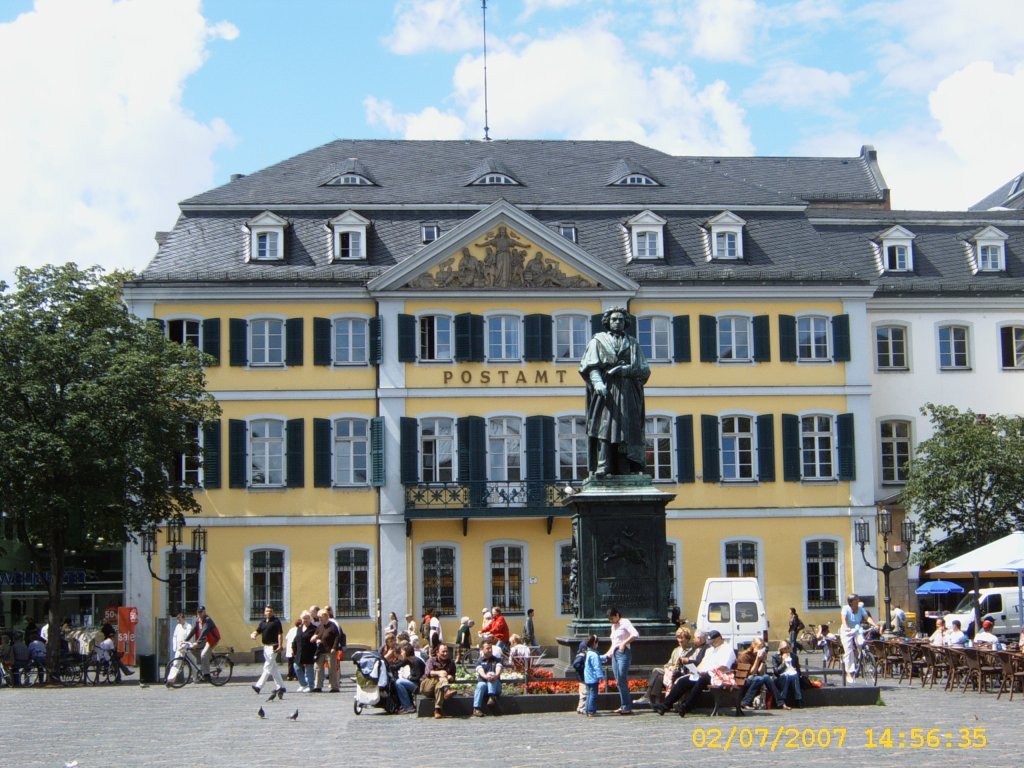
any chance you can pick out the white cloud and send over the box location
[385,0,480,55]
[688,0,760,63]
[367,24,753,156]
[861,0,1024,91]
[519,0,585,21]
[365,96,467,139]
[0,0,234,286]
[744,63,854,108]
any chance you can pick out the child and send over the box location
[583,634,604,717]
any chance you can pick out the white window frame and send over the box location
[165,316,202,349]
[557,223,578,243]
[418,313,453,362]
[554,313,589,361]
[161,545,206,617]
[473,173,518,186]
[418,541,460,618]
[245,211,287,262]
[645,414,673,481]
[248,316,285,367]
[615,174,657,186]
[556,414,588,482]
[707,211,746,260]
[802,536,843,611]
[326,173,372,186]
[937,323,971,370]
[243,544,290,622]
[330,545,373,619]
[717,314,753,362]
[485,540,529,615]
[487,416,526,506]
[879,418,912,486]
[637,315,671,361]
[626,210,666,261]
[331,316,369,366]
[420,416,456,484]
[720,413,756,482]
[973,226,1008,272]
[879,225,915,273]
[328,210,369,262]
[556,540,574,616]
[799,413,836,481]
[721,537,763,591]
[485,314,522,362]
[796,315,831,361]
[173,422,203,488]
[874,323,909,371]
[333,416,371,486]
[421,223,440,244]
[248,416,286,487]
[1000,324,1024,370]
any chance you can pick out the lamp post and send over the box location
[855,506,915,632]
[140,516,207,616]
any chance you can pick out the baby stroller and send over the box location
[352,650,399,715]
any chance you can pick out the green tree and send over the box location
[0,264,220,678]
[904,403,1024,564]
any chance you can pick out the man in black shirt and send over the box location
[250,605,285,697]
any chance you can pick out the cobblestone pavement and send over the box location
[2,663,1018,768]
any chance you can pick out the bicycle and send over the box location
[851,637,878,686]
[84,656,123,685]
[164,643,233,688]
[798,622,830,651]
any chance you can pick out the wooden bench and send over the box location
[709,660,753,716]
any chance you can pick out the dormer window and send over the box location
[615,174,657,186]
[972,225,1008,272]
[321,157,377,187]
[878,225,915,273]
[328,210,369,262]
[245,211,287,262]
[422,223,440,244]
[557,223,578,243]
[473,173,518,186]
[325,173,373,186]
[625,210,666,261]
[707,211,746,260]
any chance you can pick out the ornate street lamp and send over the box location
[141,516,206,615]
[855,505,915,631]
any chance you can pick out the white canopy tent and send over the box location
[926,531,1024,637]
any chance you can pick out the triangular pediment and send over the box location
[367,200,638,293]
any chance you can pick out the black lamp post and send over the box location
[140,516,207,615]
[855,506,915,631]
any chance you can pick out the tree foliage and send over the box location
[0,264,220,674]
[904,403,1024,564]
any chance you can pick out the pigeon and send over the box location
[257,707,265,719]
[276,688,285,700]
[266,692,278,703]
[288,709,299,720]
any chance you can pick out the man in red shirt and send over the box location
[489,606,510,654]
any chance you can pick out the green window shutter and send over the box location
[454,313,484,362]
[229,419,247,488]
[285,318,304,366]
[229,318,247,367]
[457,416,487,507]
[202,318,221,365]
[756,414,775,482]
[675,415,695,483]
[313,418,332,488]
[701,414,720,483]
[369,316,383,365]
[313,318,331,366]
[525,415,555,507]
[398,314,416,362]
[286,418,304,488]
[779,315,797,362]
[672,316,691,362]
[370,416,385,487]
[591,314,604,336]
[699,315,718,362]
[781,414,800,481]
[753,315,770,362]
[524,314,552,362]
[832,314,851,362]
[400,417,419,485]
[202,421,221,489]
[837,412,856,481]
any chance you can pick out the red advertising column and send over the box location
[117,606,139,666]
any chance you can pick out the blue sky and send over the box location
[2,0,1023,283]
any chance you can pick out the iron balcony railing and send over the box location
[405,479,578,512]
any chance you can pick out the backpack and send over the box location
[571,650,587,680]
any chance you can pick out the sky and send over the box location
[2,0,1024,285]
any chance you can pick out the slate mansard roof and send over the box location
[137,139,1024,294]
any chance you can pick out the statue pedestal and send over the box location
[563,475,677,639]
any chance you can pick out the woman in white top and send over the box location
[603,607,639,714]
[839,593,878,684]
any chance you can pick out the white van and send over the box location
[945,587,1023,639]
[696,577,768,648]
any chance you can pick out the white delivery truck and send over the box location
[944,587,1023,639]
[696,577,769,648]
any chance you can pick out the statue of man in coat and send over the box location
[579,306,650,478]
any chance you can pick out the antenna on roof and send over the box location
[481,0,491,141]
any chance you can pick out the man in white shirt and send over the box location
[973,619,999,646]
[676,629,735,717]
[929,617,948,646]
[946,620,968,647]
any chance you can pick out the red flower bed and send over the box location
[524,668,645,695]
